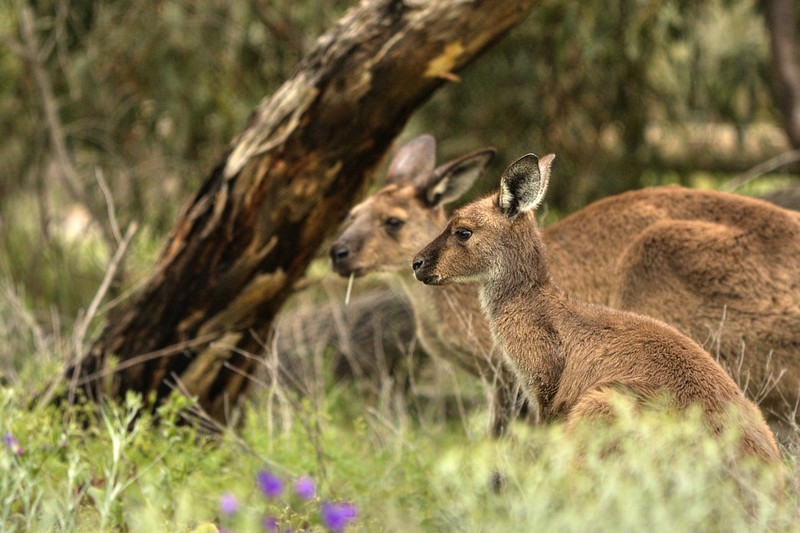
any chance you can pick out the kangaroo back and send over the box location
[546,186,800,419]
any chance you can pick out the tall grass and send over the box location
[1,291,798,532]
[1,212,799,532]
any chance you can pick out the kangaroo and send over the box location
[546,187,800,423]
[330,135,800,438]
[412,153,781,463]
[329,135,526,436]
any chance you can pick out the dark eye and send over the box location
[384,217,405,230]
[454,228,473,242]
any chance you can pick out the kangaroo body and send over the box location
[413,153,781,463]
[548,186,800,418]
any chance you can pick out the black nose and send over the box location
[412,257,424,271]
[330,243,350,264]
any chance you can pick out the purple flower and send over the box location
[295,475,316,500]
[257,470,284,499]
[262,516,279,532]
[321,501,358,532]
[3,432,22,455]
[220,492,239,515]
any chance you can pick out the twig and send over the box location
[96,271,151,317]
[17,4,114,246]
[3,284,48,354]
[248,0,305,56]
[95,168,122,244]
[722,149,800,192]
[18,6,83,206]
[35,332,220,410]
[68,222,138,403]
[344,272,355,305]
[213,336,330,482]
[68,333,219,388]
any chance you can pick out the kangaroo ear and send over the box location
[499,153,555,218]
[385,134,437,185]
[417,147,496,207]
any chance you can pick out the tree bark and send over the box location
[763,0,800,150]
[63,0,536,421]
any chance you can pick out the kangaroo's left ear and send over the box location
[416,147,496,207]
[499,153,555,218]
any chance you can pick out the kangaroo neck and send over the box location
[480,219,552,316]
[478,222,567,419]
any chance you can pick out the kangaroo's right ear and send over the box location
[416,147,496,207]
[499,153,555,218]
[384,134,437,185]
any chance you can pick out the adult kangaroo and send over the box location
[547,186,800,423]
[412,153,781,463]
[330,135,800,438]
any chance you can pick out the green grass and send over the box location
[1,371,798,532]
[2,174,799,532]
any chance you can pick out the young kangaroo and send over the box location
[412,153,780,463]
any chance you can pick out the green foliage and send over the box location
[0,0,354,333]
[0,195,108,320]
[0,0,792,334]
[434,401,791,532]
[0,379,797,532]
[1,1,798,529]
[414,0,779,211]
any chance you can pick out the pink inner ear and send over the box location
[385,135,436,185]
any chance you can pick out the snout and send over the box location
[329,242,350,264]
[412,254,442,285]
[329,241,361,277]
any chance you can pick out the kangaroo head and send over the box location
[329,134,495,277]
[413,153,555,285]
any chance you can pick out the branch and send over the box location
[723,149,800,192]
[248,0,305,56]
[69,222,138,403]
[17,5,116,245]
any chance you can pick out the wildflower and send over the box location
[257,470,284,499]
[295,475,316,500]
[2,432,17,448]
[220,492,239,515]
[321,501,358,532]
[262,516,279,532]
[2,432,22,456]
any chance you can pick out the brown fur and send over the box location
[548,187,800,421]
[413,153,781,463]
[330,135,800,439]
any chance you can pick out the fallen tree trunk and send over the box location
[62,0,536,421]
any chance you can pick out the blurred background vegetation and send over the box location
[1,2,799,528]
[0,0,797,352]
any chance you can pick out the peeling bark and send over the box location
[63,0,536,421]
